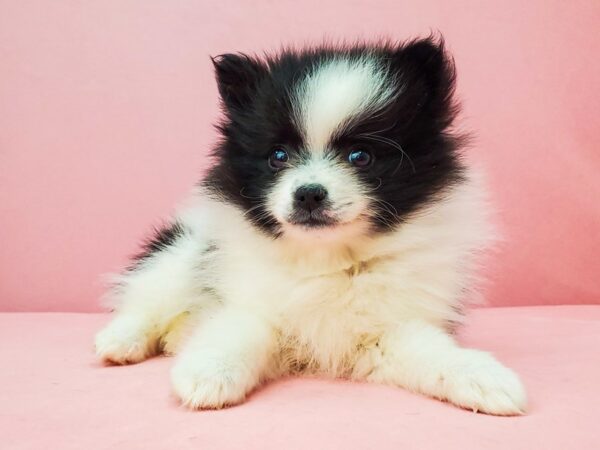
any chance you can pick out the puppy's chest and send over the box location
[215,248,402,365]
[272,263,395,362]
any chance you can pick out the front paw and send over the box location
[443,350,527,416]
[170,350,256,409]
[95,315,155,364]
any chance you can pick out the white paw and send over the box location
[170,349,255,409]
[95,315,155,364]
[443,350,527,416]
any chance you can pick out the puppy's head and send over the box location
[204,37,464,241]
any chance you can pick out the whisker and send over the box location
[372,177,383,191]
[364,195,400,223]
[239,187,263,200]
[357,133,416,174]
[373,202,398,220]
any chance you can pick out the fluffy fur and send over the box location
[95,37,527,415]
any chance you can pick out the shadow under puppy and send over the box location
[96,36,527,415]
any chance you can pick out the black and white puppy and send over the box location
[95,37,526,415]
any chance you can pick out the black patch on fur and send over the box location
[129,221,188,268]
[203,36,465,236]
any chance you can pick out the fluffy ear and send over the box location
[211,53,267,110]
[390,37,457,123]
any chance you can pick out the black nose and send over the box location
[294,184,328,212]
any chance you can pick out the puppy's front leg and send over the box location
[368,321,527,415]
[95,221,213,364]
[171,308,276,409]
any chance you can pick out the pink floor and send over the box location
[2,306,599,449]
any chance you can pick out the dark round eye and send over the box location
[348,149,372,168]
[268,147,289,170]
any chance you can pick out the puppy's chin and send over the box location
[279,215,369,244]
[287,209,338,228]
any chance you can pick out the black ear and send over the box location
[211,53,267,110]
[390,37,457,124]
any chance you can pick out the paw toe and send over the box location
[446,352,527,416]
[170,352,253,409]
[95,318,154,364]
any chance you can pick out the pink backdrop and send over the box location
[1,1,599,312]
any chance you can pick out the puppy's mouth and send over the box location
[287,209,338,228]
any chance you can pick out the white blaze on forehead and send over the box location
[293,55,395,152]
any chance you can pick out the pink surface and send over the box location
[1,306,598,449]
[1,1,600,312]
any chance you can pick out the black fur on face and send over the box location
[202,36,465,237]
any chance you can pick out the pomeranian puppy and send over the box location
[95,37,526,415]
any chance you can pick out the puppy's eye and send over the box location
[268,147,289,170]
[348,149,372,168]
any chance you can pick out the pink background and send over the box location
[1,1,599,312]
